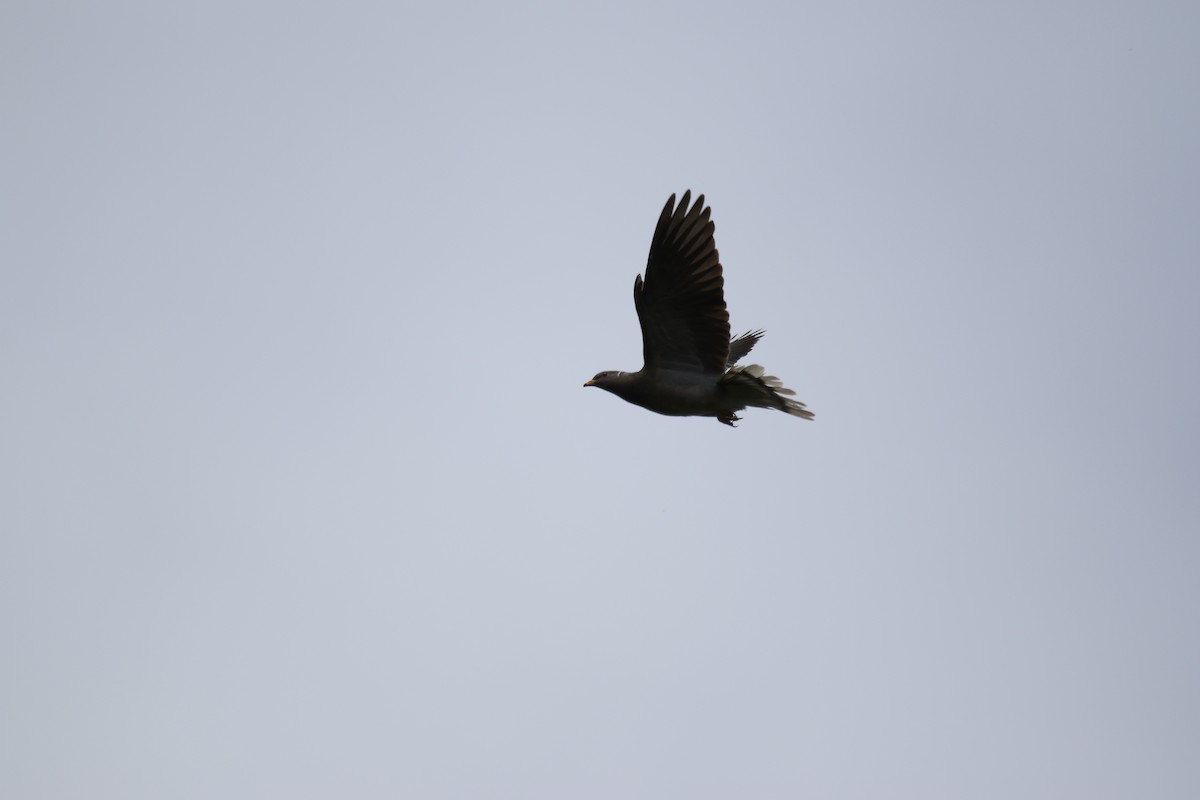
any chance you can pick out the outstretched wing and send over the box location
[726,329,764,369]
[632,191,730,374]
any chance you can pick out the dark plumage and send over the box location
[585,191,814,426]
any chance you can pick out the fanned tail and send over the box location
[721,363,815,420]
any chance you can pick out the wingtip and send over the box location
[663,190,709,215]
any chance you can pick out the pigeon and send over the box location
[585,191,813,426]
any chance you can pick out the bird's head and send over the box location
[583,370,626,390]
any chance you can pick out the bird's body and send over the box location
[587,368,727,417]
[586,191,813,427]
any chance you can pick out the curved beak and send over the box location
[583,379,596,387]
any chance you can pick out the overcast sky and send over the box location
[3,2,1198,798]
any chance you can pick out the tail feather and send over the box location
[722,363,815,420]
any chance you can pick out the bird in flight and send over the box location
[585,191,814,427]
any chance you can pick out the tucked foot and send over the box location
[717,410,741,427]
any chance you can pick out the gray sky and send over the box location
[3,1,1198,797]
